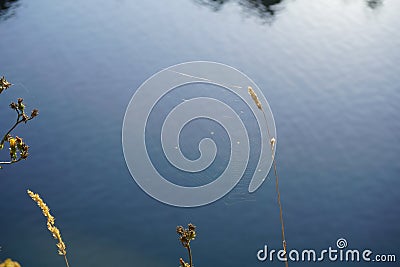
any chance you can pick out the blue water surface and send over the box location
[0,0,399,266]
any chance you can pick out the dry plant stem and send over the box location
[0,105,37,167]
[249,86,288,267]
[187,244,193,267]
[177,224,196,267]
[272,157,288,267]
[1,78,39,168]
[263,110,288,267]
[0,158,22,165]
[0,111,34,145]
[64,255,70,267]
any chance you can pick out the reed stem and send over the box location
[248,86,288,267]
[263,109,288,267]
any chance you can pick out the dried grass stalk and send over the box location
[27,190,70,267]
[248,86,263,110]
[247,86,288,267]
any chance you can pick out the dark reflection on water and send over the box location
[0,0,19,21]
[366,0,383,9]
[194,0,285,22]
[194,0,226,11]
[195,0,384,22]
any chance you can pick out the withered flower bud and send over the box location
[17,98,25,111]
[188,223,196,231]
[21,151,29,159]
[15,136,23,144]
[177,226,184,235]
[31,109,39,118]
[0,76,12,93]
[9,102,17,110]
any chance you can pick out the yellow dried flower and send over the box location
[0,258,21,267]
[8,138,16,148]
[27,190,67,256]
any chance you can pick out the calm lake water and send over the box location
[0,0,399,266]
